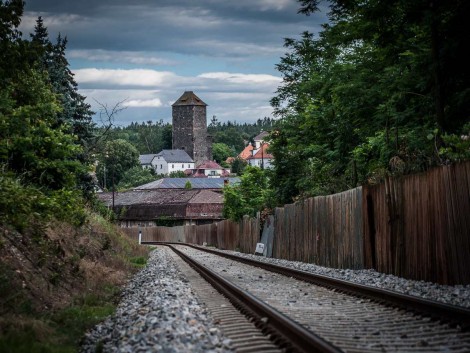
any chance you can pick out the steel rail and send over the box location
[147,241,470,329]
[166,244,342,353]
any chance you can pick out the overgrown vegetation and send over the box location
[223,166,274,221]
[0,214,149,352]
[269,0,470,204]
[0,2,150,351]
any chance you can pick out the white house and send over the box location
[246,143,274,169]
[139,154,158,170]
[185,160,230,178]
[153,149,194,175]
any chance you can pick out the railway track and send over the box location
[156,243,470,352]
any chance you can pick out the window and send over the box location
[182,164,184,168]
[172,164,174,169]
[160,164,162,169]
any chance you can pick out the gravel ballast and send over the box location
[210,247,470,308]
[81,244,470,353]
[80,247,233,353]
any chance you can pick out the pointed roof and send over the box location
[139,154,157,165]
[238,144,254,160]
[172,91,207,106]
[247,143,273,160]
[195,160,224,169]
[254,130,269,141]
[156,149,194,163]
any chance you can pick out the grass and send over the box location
[0,290,118,353]
[0,212,150,353]
[129,256,147,268]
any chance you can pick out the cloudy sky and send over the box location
[20,0,328,126]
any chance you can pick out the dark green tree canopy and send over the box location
[268,0,470,204]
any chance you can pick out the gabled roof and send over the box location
[156,149,194,163]
[195,160,224,169]
[134,177,240,190]
[97,189,199,206]
[172,91,207,106]
[188,190,223,204]
[247,143,273,160]
[254,130,269,141]
[238,144,254,160]
[139,154,157,165]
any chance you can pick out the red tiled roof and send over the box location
[196,160,223,169]
[247,144,273,160]
[238,144,253,160]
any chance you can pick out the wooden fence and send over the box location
[363,162,470,284]
[121,161,470,284]
[272,188,364,269]
[121,215,259,253]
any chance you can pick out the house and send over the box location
[253,130,270,148]
[153,149,194,175]
[238,144,253,161]
[185,160,230,178]
[139,154,158,170]
[97,189,224,226]
[134,177,239,190]
[246,143,274,169]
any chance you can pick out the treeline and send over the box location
[98,116,275,156]
[0,2,96,229]
[268,0,470,205]
[223,0,470,220]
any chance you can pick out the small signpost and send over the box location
[255,243,265,256]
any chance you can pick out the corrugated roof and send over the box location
[97,189,199,206]
[134,177,239,190]
[139,154,157,165]
[172,91,207,106]
[188,190,223,204]
[156,149,194,163]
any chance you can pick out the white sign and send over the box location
[255,243,265,255]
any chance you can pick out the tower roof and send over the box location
[172,91,207,106]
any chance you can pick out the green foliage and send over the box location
[168,170,186,178]
[208,116,274,153]
[268,0,470,203]
[95,139,140,189]
[0,4,95,230]
[438,123,470,163]
[117,166,157,190]
[129,256,147,268]
[212,142,235,164]
[230,157,247,176]
[223,166,272,221]
[184,181,192,189]
[97,120,172,154]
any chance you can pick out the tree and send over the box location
[268,0,470,204]
[96,139,139,189]
[223,167,272,221]
[212,142,234,165]
[230,157,247,176]
[0,2,89,227]
[117,166,157,190]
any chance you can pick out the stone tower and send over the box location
[172,91,212,166]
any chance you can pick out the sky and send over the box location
[20,0,328,127]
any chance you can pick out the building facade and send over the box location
[153,149,194,175]
[172,91,212,166]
